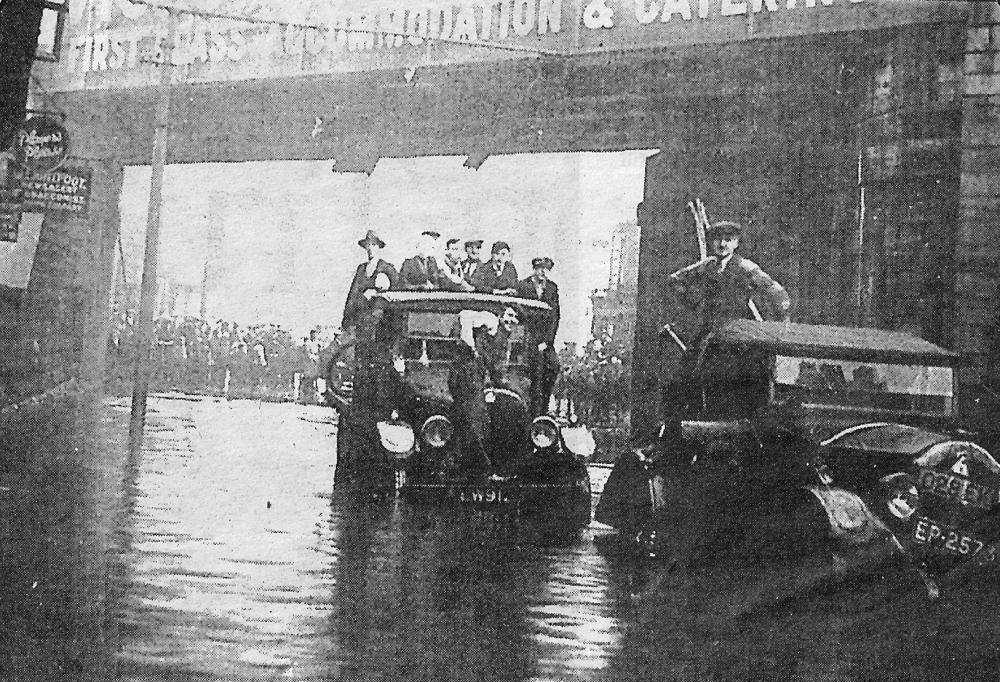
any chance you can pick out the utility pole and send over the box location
[129,9,177,455]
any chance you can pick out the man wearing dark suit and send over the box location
[342,229,399,338]
[338,229,403,491]
[470,241,518,295]
[461,239,484,283]
[668,220,790,339]
[516,257,561,416]
[400,230,442,290]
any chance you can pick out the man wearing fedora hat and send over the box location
[342,229,399,334]
[668,220,790,338]
[517,256,561,416]
[337,229,403,491]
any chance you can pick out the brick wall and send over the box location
[958,2,1000,385]
[0,160,121,403]
[631,22,965,435]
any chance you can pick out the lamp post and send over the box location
[129,8,177,455]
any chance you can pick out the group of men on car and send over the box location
[340,228,561,419]
[337,218,792,485]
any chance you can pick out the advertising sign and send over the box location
[34,0,966,92]
[0,210,21,243]
[14,117,70,174]
[0,187,23,243]
[19,166,92,216]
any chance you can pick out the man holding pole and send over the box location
[667,220,791,341]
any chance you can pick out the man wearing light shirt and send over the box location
[439,237,475,292]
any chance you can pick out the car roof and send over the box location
[373,291,552,315]
[711,319,960,366]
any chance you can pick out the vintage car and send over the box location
[327,291,593,528]
[596,319,1000,595]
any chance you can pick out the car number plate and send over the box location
[917,468,996,510]
[457,487,510,505]
[912,517,997,561]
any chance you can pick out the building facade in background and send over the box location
[591,220,639,350]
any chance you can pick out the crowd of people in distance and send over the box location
[554,334,631,428]
[103,309,633,429]
[105,312,338,402]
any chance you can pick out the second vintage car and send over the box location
[327,291,593,529]
[596,318,1000,596]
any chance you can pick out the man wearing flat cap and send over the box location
[517,257,561,416]
[470,241,518,295]
[462,239,484,284]
[401,230,443,290]
[668,220,790,339]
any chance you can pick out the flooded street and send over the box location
[2,395,1000,681]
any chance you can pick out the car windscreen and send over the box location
[774,355,954,416]
[401,312,460,361]
[400,311,525,364]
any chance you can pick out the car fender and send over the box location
[805,485,889,545]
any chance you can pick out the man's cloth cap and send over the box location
[421,230,441,239]
[358,229,385,248]
[464,239,484,248]
[707,221,742,237]
[491,240,511,254]
[532,257,554,269]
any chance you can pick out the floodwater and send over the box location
[1,395,999,681]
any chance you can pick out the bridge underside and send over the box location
[25,11,999,434]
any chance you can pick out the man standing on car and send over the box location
[449,306,522,476]
[400,230,442,290]
[439,238,475,292]
[517,257,561,416]
[462,239,484,283]
[471,241,519,295]
[342,229,398,337]
[339,229,402,489]
[668,220,790,339]
[661,220,791,433]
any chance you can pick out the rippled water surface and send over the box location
[2,395,1000,681]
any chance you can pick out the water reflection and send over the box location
[6,395,1000,681]
[110,397,622,681]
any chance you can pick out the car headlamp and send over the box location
[531,416,560,449]
[377,420,415,457]
[421,415,454,448]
